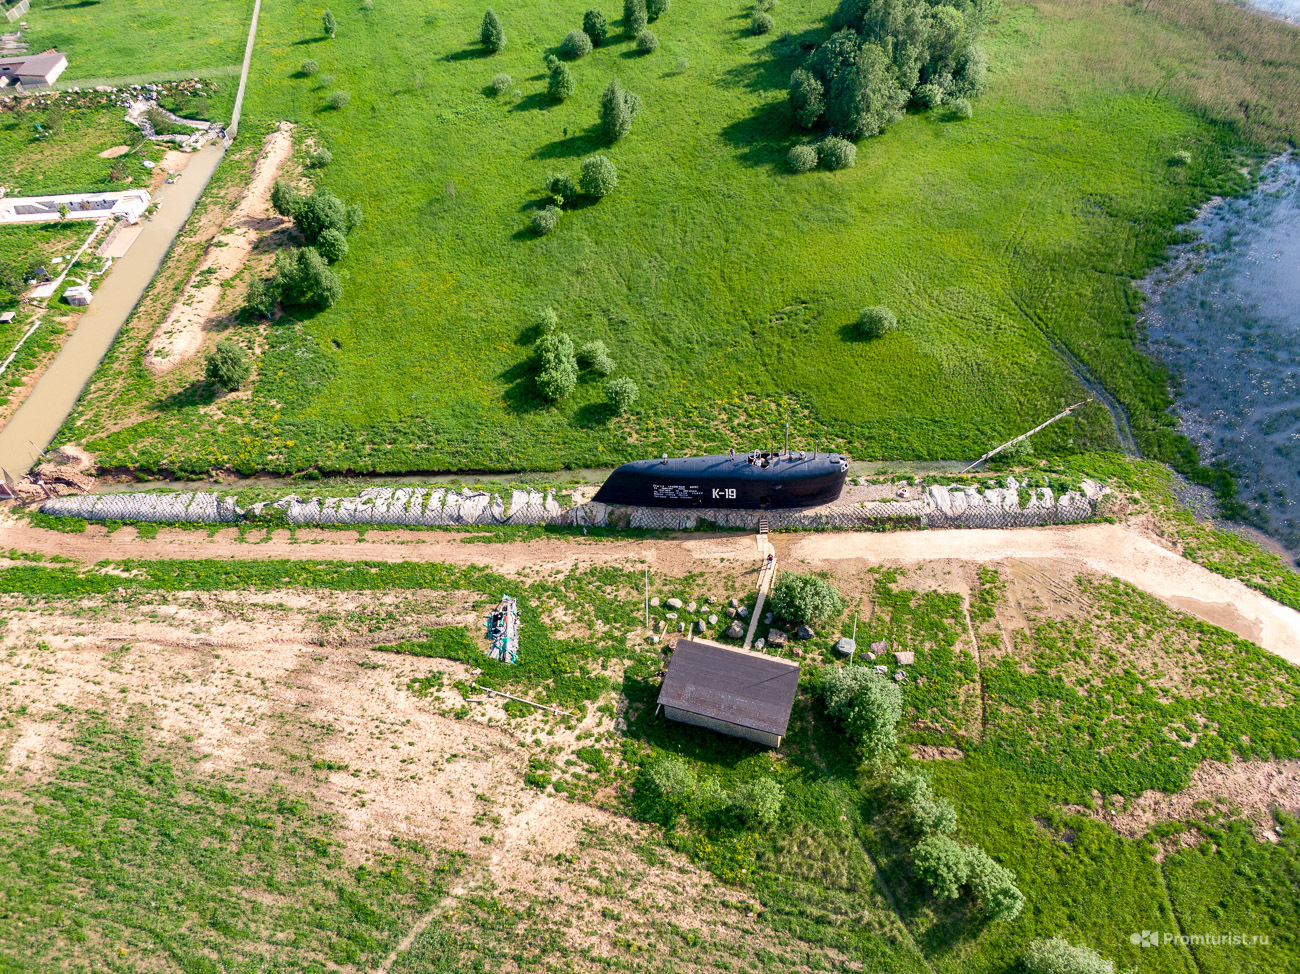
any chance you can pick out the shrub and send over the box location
[645,755,696,799]
[1171,149,1193,166]
[913,835,970,900]
[606,377,639,414]
[322,9,336,37]
[481,8,506,52]
[599,78,641,142]
[819,666,902,761]
[301,58,319,76]
[244,278,278,318]
[965,847,1025,921]
[536,332,579,401]
[578,340,615,375]
[580,154,619,197]
[531,205,561,235]
[205,339,251,391]
[646,0,670,19]
[308,146,333,168]
[787,144,818,173]
[275,247,343,308]
[545,171,578,205]
[318,72,336,88]
[583,8,608,45]
[1024,938,1117,974]
[993,437,1034,467]
[731,778,783,827]
[914,82,945,108]
[911,793,958,836]
[295,189,350,242]
[327,90,351,110]
[636,30,658,53]
[270,179,300,218]
[544,52,560,71]
[769,570,844,624]
[950,96,973,119]
[751,11,774,33]
[316,227,349,263]
[818,136,857,170]
[560,28,592,59]
[538,307,560,334]
[789,68,825,127]
[857,305,897,338]
[624,0,647,35]
[362,0,373,8]
[489,72,512,94]
[757,0,777,9]
[674,56,689,72]
[545,64,575,104]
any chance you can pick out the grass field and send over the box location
[22,0,255,82]
[53,0,1300,476]
[0,105,141,198]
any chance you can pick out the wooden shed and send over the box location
[655,638,800,748]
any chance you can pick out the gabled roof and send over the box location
[0,52,68,77]
[657,639,800,737]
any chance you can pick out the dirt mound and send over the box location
[98,145,131,159]
[9,445,96,500]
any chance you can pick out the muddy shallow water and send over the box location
[1244,0,1300,21]
[1141,156,1300,555]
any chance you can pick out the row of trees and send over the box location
[789,0,990,139]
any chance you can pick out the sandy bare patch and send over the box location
[145,123,296,373]
[98,145,131,159]
[909,745,965,760]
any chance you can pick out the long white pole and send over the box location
[960,399,1093,473]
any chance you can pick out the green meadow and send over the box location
[60,0,1297,474]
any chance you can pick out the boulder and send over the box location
[873,665,888,674]
[650,596,660,607]
[695,619,706,633]
[729,598,739,608]
[687,601,697,612]
[893,670,906,682]
[893,651,915,666]
[678,621,686,632]
[791,648,804,659]
[666,597,684,610]
[763,612,774,625]
[796,625,814,640]
[767,628,787,647]
[834,637,855,656]
[707,614,718,625]
[725,607,736,618]
[755,638,766,650]
[870,639,888,655]
[725,621,745,639]
[738,606,749,618]
[665,612,678,620]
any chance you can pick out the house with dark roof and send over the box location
[655,638,801,748]
[0,51,68,88]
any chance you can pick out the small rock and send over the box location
[650,596,660,607]
[687,601,697,612]
[695,619,706,633]
[678,621,686,632]
[729,597,739,608]
[708,614,717,625]
[866,652,876,661]
[893,670,906,682]
[792,648,804,659]
[763,612,774,625]
[893,651,915,666]
[645,633,657,643]
[665,612,678,620]
[870,639,888,654]
[737,606,749,618]
[666,597,684,610]
[767,628,787,647]
[725,621,744,639]
[873,665,888,674]
[796,624,814,640]
[834,637,855,656]
[702,596,711,605]
[725,607,736,618]
[657,620,666,631]
[755,638,766,650]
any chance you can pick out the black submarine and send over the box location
[593,450,848,509]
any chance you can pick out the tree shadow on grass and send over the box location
[718,100,793,169]
[292,36,330,46]
[158,380,221,412]
[573,401,615,428]
[532,125,605,160]
[511,91,554,113]
[448,45,495,62]
[498,357,550,414]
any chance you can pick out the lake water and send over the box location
[1141,155,1300,555]
[1244,0,1300,21]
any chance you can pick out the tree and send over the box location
[547,63,576,104]
[578,340,615,375]
[646,0,670,18]
[244,277,278,318]
[752,10,774,33]
[270,179,300,219]
[731,778,783,827]
[1024,938,1117,974]
[606,377,639,414]
[818,135,857,170]
[275,247,343,308]
[544,171,578,205]
[490,72,513,95]
[804,29,906,138]
[857,305,897,338]
[301,58,319,76]
[819,666,903,761]
[536,332,579,401]
[769,570,844,624]
[316,228,350,262]
[636,30,658,52]
[327,90,350,110]
[560,29,592,59]
[584,8,609,45]
[531,206,561,235]
[205,339,251,391]
[787,144,818,173]
[964,846,1024,921]
[295,189,349,242]
[481,8,506,52]
[645,756,696,798]
[580,155,619,196]
[912,835,969,900]
[789,68,825,127]
[309,146,333,168]
[624,0,647,35]
[599,78,640,142]
[322,9,336,37]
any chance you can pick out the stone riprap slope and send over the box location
[40,478,1106,530]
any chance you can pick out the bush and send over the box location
[295,189,350,242]
[674,56,689,72]
[912,835,969,900]
[560,28,592,59]
[819,667,902,761]
[965,847,1025,921]
[857,305,897,338]
[327,90,350,110]
[583,8,608,45]
[300,58,319,76]
[481,8,506,51]
[580,155,619,197]
[731,778,783,827]
[322,9,336,37]
[599,78,641,142]
[538,307,560,334]
[270,179,300,218]
[636,30,658,53]
[914,83,944,108]
[315,227,349,263]
[769,570,844,624]
[544,53,560,71]
[757,0,777,9]
[624,0,647,35]
[362,0,373,9]
[531,205,561,235]
[548,63,575,102]
[751,11,774,33]
[545,171,578,205]
[244,278,278,319]
[818,136,856,170]
[308,146,333,168]
[645,756,696,799]
[789,68,825,127]
[578,340,615,375]
[489,72,512,94]
[536,332,579,401]
[606,377,639,414]
[646,0,670,18]
[950,96,973,119]
[1170,149,1193,166]
[992,437,1034,467]
[911,793,958,837]
[275,247,343,308]
[787,144,818,173]
[1024,938,1117,974]
[205,339,251,391]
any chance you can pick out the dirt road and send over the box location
[3,517,1298,663]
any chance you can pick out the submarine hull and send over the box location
[593,453,847,509]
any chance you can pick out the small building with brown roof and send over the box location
[655,638,800,748]
[0,50,68,88]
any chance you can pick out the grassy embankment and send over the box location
[50,0,1300,477]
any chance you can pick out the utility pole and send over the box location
[849,611,858,666]
[960,399,1093,473]
[644,566,650,629]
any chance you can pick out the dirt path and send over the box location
[144,123,295,372]
[3,517,1298,662]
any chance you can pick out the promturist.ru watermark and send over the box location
[1130,930,1270,948]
